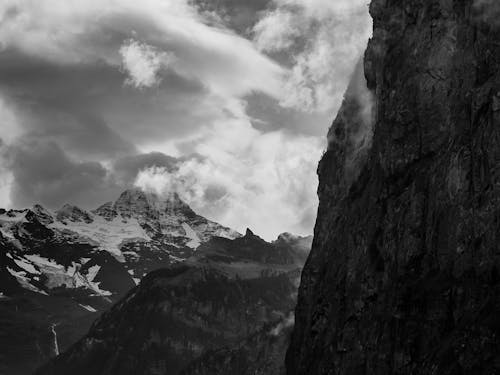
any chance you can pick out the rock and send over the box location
[287,1,500,374]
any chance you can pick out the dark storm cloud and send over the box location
[7,140,118,209]
[0,48,216,159]
[195,0,271,34]
[7,141,193,209]
[113,152,185,185]
[0,0,367,238]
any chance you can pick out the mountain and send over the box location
[287,1,500,375]
[35,230,312,375]
[0,188,312,374]
[0,188,239,296]
[0,188,241,375]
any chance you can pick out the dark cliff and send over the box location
[287,1,500,374]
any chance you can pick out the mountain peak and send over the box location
[112,188,195,221]
[92,202,117,221]
[30,204,54,225]
[56,204,93,223]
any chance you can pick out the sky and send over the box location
[0,0,372,240]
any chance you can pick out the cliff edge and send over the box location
[287,1,500,374]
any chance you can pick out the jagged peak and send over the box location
[56,204,93,223]
[241,228,268,244]
[92,202,117,221]
[113,188,194,219]
[30,204,54,225]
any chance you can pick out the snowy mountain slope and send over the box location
[0,187,312,375]
[0,188,241,375]
[0,188,240,297]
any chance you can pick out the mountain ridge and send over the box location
[0,187,311,375]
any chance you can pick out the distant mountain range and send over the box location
[0,188,311,375]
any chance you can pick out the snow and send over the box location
[181,223,201,249]
[0,210,27,223]
[6,267,48,295]
[79,303,97,312]
[169,254,184,262]
[50,215,151,261]
[24,255,112,296]
[13,257,41,275]
[85,265,101,282]
[126,270,140,285]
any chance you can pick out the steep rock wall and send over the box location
[287,1,500,374]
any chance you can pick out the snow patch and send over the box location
[13,257,41,275]
[6,267,48,295]
[181,223,201,249]
[79,303,97,312]
[25,255,112,296]
[50,215,151,261]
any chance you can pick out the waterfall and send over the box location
[50,323,60,356]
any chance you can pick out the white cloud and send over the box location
[135,119,323,240]
[120,39,174,89]
[0,96,22,145]
[0,0,372,237]
[253,9,303,52]
[0,96,21,208]
[0,171,13,209]
[253,0,372,113]
[0,0,284,99]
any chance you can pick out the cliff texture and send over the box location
[287,1,500,374]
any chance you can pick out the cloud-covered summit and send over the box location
[0,0,371,239]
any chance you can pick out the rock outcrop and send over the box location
[287,1,500,374]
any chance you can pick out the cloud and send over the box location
[0,95,22,144]
[7,140,119,209]
[135,119,323,241]
[4,143,198,210]
[253,0,372,113]
[253,9,303,52]
[193,0,271,34]
[112,152,202,186]
[0,0,284,99]
[0,0,372,238]
[0,0,287,155]
[270,312,294,336]
[120,39,175,89]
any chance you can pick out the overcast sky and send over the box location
[0,0,371,240]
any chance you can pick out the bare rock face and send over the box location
[287,1,500,374]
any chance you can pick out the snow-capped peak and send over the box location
[112,188,195,221]
[56,204,93,224]
[30,204,54,225]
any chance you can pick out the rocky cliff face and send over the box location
[287,1,500,374]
